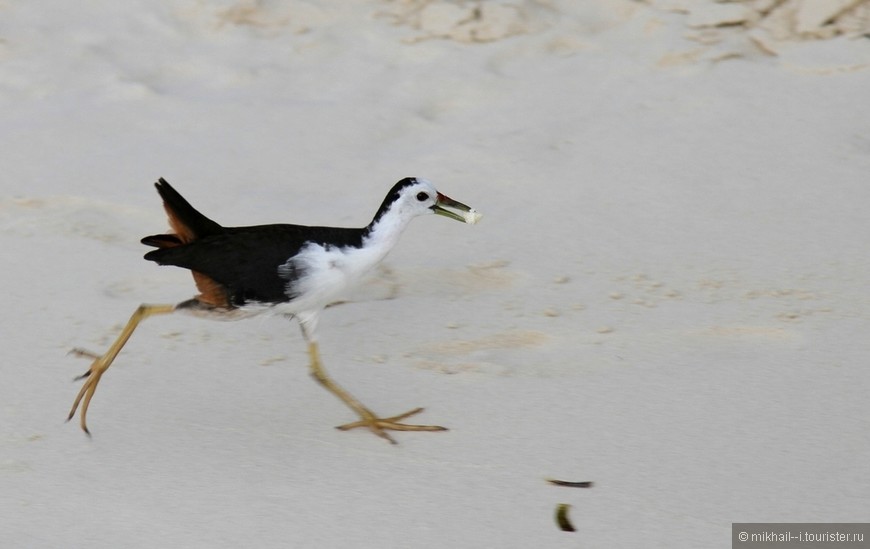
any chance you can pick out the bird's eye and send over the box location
[416,192,429,202]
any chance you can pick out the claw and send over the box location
[335,407,448,444]
[73,370,92,381]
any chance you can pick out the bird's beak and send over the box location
[432,192,483,224]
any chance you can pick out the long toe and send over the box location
[335,407,448,444]
[68,348,102,360]
[67,356,109,434]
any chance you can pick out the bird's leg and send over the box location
[306,342,447,444]
[67,303,176,435]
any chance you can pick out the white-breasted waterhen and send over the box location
[68,177,481,444]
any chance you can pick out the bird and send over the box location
[68,177,481,444]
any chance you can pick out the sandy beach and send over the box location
[2,1,869,547]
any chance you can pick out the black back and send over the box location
[142,181,366,306]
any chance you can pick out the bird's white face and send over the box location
[391,179,440,219]
[391,178,480,224]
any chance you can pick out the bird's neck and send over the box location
[362,208,412,255]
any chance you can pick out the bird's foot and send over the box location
[335,407,447,445]
[65,304,176,435]
[67,348,113,435]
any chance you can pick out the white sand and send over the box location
[2,1,869,547]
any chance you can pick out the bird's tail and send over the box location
[141,178,223,247]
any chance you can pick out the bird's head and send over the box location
[372,177,482,227]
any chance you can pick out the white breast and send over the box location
[278,241,389,314]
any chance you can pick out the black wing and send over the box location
[144,224,364,306]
